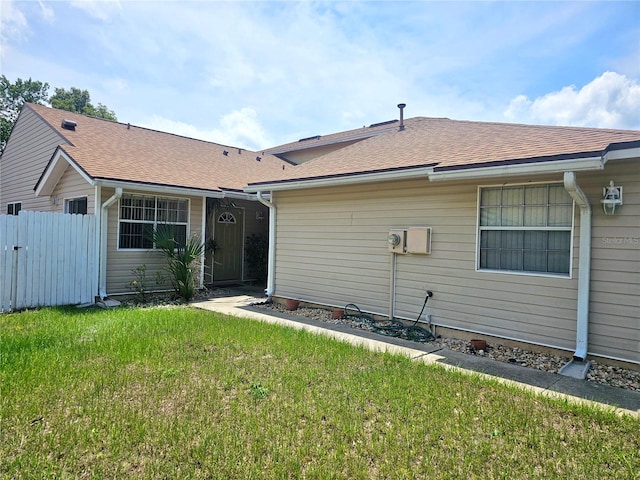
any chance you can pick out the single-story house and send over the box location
[0,103,290,296]
[246,111,640,370]
[2,102,638,372]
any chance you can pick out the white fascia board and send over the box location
[428,156,604,182]
[94,179,224,198]
[35,149,95,196]
[245,166,434,193]
[603,146,640,162]
[219,190,259,201]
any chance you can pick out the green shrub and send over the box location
[152,225,204,301]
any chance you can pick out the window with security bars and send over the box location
[118,194,188,249]
[65,197,87,214]
[478,184,573,275]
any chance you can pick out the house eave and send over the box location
[245,164,436,192]
[94,179,257,200]
[428,156,605,182]
[602,145,640,162]
[34,148,95,196]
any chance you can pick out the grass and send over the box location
[1,306,638,479]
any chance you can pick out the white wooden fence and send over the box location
[0,211,97,311]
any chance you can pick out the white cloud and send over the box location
[38,0,54,23]
[505,72,640,129]
[69,0,121,20]
[141,107,271,151]
[0,0,28,46]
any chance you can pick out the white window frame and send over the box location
[64,196,88,214]
[7,201,21,216]
[475,181,575,278]
[117,194,190,251]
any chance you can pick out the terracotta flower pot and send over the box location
[285,299,300,311]
[332,308,345,319]
[470,339,487,351]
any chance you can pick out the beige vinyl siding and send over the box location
[51,165,94,214]
[104,189,204,294]
[0,106,68,212]
[274,175,581,352]
[582,159,640,364]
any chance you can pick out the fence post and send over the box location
[10,245,20,311]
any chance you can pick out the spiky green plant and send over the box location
[152,224,204,301]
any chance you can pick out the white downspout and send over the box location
[389,252,397,320]
[99,187,123,299]
[563,172,591,361]
[257,191,276,298]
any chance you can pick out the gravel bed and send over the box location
[256,302,640,392]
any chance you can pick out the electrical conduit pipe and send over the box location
[563,172,591,361]
[257,191,276,298]
[99,187,123,299]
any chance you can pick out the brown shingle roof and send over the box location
[250,117,640,186]
[264,119,403,155]
[28,103,291,193]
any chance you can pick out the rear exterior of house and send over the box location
[250,118,640,368]
[267,160,639,365]
[1,104,276,300]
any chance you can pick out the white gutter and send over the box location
[200,195,206,289]
[428,156,604,182]
[603,146,640,162]
[563,172,591,360]
[257,191,276,298]
[93,179,226,199]
[98,187,123,299]
[246,166,434,192]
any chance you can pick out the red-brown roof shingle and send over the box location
[28,103,291,193]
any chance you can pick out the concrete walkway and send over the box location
[191,288,639,417]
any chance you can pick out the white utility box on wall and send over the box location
[387,229,407,254]
[406,227,432,254]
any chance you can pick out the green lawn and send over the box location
[1,306,638,479]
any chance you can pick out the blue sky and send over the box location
[2,0,639,150]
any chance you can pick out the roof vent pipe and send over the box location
[397,104,406,131]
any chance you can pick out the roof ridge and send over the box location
[408,115,640,133]
[25,102,259,153]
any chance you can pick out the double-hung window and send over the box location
[478,183,573,276]
[118,194,189,249]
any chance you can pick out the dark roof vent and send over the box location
[223,150,229,156]
[298,135,321,142]
[397,103,406,131]
[368,119,398,128]
[61,119,77,131]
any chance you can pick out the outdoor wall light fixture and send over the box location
[601,180,623,215]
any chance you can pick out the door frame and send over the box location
[211,205,245,284]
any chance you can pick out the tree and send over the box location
[50,87,117,121]
[1,76,50,151]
